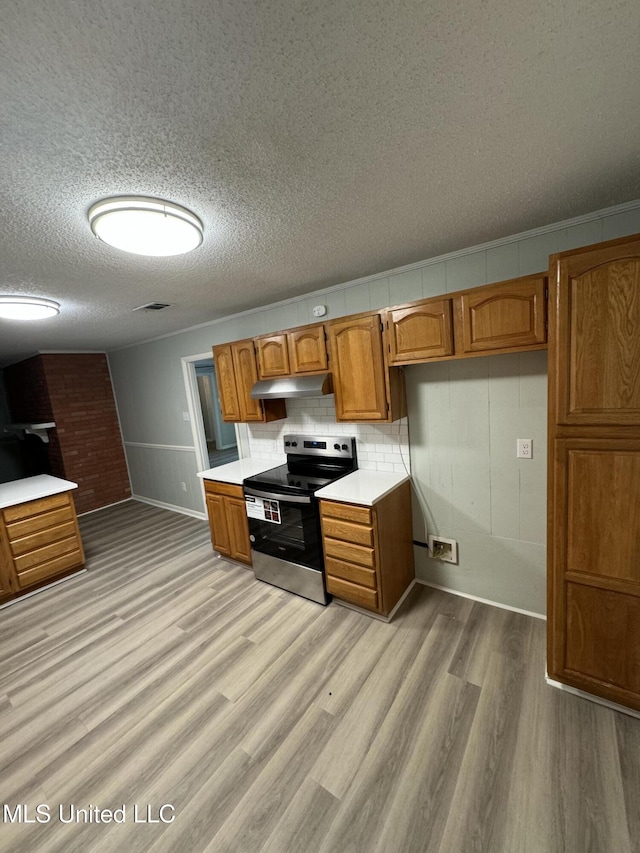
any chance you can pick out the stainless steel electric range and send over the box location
[243,434,357,604]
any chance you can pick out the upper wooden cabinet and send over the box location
[212,340,286,424]
[256,323,328,379]
[385,273,547,365]
[287,324,328,374]
[386,298,454,364]
[328,313,404,423]
[547,232,640,713]
[458,274,546,355]
[213,344,241,421]
[256,334,290,378]
[551,238,640,426]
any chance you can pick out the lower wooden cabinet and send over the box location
[204,480,252,565]
[0,491,85,604]
[320,482,414,617]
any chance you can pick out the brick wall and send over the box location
[5,354,131,513]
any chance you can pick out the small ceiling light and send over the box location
[0,296,60,320]
[88,196,203,257]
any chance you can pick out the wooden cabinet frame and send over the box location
[385,273,547,366]
[0,491,85,604]
[320,482,414,617]
[204,480,252,566]
[547,232,640,712]
[255,323,328,379]
[212,340,287,424]
[327,311,405,423]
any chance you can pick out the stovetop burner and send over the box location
[243,434,357,497]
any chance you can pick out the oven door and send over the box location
[243,486,323,571]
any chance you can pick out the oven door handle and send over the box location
[243,486,312,505]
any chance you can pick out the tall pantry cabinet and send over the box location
[547,233,640,711]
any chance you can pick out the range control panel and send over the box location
[283,434,356,459]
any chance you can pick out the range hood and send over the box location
[250,373,333,400]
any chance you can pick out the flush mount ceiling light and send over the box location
[0,296,60,320]
[88,196,203,257]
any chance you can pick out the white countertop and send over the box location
[0,474,78,510]
[315,469,410,506]
[197,458,277,486]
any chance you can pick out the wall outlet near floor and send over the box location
[517,438,532,459]
[180,481,187,492]
[428,535,458,563]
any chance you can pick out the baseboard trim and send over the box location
[414,578,546,620]
[131,494,207,521]
[78,497,133,516]
[545,675,640,720]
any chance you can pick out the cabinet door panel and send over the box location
[460,275,546,353]
[226,497,252,564]
[566,582,640,696]
[549,437,640,709]
[555,252,640,425]
[387,299,454,363]
[287,325,328,373]
[207,493,231,556]
[256,334,290,378]
[566,448,640,582]
[213,344,241,422]
[231,340,264,422]
[328,315,389,421]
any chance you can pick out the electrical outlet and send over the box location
[428,535,458,563]
[517,438,532,459]
[182,411,190,422]
[180,481,187,492]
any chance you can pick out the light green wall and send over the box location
[107,201,640,611]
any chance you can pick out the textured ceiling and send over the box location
[1,0,640,365]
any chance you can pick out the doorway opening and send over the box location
[181,352,249,477]
[194,358,238,467]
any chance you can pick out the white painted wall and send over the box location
[107,200,640,613]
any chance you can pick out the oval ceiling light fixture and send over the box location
[0,296,60,320]
[88,196,203,257]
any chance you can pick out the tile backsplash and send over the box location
[247,396,410,475]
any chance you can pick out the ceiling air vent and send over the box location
[133,302,172,311]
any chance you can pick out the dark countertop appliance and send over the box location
[243,434,357,604]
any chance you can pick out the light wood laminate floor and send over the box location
[0,501,638,853]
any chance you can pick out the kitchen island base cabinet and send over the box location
[0,490,85,605]
[320,481,414,617]
[204,480,252,566]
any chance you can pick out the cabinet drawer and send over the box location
[5,505,75,541]
[17,549,84,590]
[3,492,71,524]
[204,481,244,499]
[9,521,78,557]
[14,536,80,574]
[325,556,377,589]
[324,537,375,568]
[326,575,379,611]
[322,517,373,547]
[320,501,372,525]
